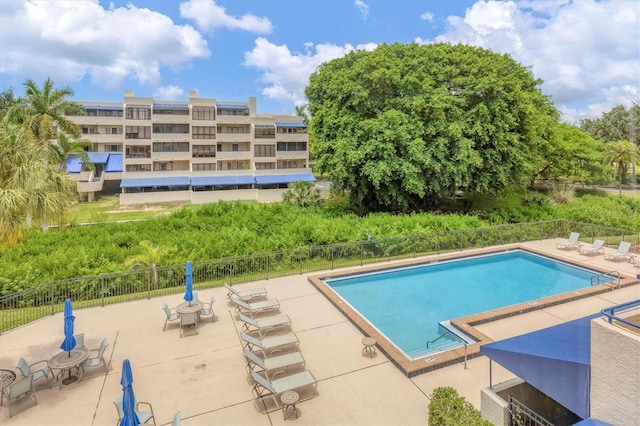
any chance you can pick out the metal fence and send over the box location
[1,219,638,333]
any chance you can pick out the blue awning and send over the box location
[216,104,249,109]
[481,313,600,419]
[66,152,112,172]
[153,103,188,109]
[105,154,123,172]
[255,174,316,185]
[191,176,255,186]
[120,176,190,188]
[275,122,306,128]
[573,419,614,426]
[82,105,123,111]
[87,152,110,164]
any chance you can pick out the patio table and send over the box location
[49,347,90,387]
[176,301,203,315]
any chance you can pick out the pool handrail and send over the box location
[600,299,640,329]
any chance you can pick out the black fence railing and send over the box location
[1,219,638,333]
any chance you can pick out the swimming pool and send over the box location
[324,249,609,359]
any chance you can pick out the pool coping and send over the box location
[307,243,639,377]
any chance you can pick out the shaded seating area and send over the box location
[114,395,156,425]
[250,369,318,413]
[556,232,581,250]
[604,241,635,263]
[3,375,37,418]
[225,283,267,301]
[239,313,291,337]
[579,239,605,256]
[15,358,55,390]
[232,298,280,318]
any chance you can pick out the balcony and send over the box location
[216,133,251,143]
[216,150,251,161]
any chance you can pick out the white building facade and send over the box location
[66,90,314,205]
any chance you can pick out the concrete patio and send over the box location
[1,240,638,425]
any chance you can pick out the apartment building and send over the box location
[65,90,314,205]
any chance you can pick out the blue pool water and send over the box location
[325,250,604,358]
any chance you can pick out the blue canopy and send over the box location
[105,154,123,172]
[216,104,249,109]
[275,122,307,128]
[191,175,255,186]
[120,176,190,188]
[481,313,600,419]
[255,174,316,185]
[573,419,614,426]
[66,152,113,173]
[153,103,188,109]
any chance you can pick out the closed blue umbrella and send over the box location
[60,299,76,357]
[184,261,193,306]
[120,359,140,426]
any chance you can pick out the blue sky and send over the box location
[0,0,638,123]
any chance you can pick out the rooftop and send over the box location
[1,239,638,425]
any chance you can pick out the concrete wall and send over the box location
[481,378,523,426]
[120,190,191,205]
[191,189,256,204]
[590,317,640,425]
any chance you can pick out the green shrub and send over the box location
[428,387,492,426]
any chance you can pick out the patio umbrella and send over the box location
[184,261,193,306]
[120,359,140,426]
[60,298,76,357]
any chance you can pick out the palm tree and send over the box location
[602,140,639,197]
[124,241,176,289]
[282,180,322,207]
[51,132,93,172]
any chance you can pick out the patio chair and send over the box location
[603,241,634,262]
[180,312,199,338]
[162,303,180,331]
[225,283,267,301]
[74,333,85,349]
[16,357,54,389]
[239,313,291,337]
[250,368,317,410]
[171,411,181,426]
[243,348,306,380]
[579,239,605,256]
[80,338,109,380]
[114,395,156,425]
[556,232,581,250]
[241,332,299,356]
[3,375,37,418]
[198,295,216,321]
[232,298,280,318]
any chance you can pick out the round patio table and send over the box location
[49,347,90,386]
[0,368,16,405]
[176,301,203,314]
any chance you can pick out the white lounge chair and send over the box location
[579,239,605,256]
[243,348,306,380]
[241,332,299,356]
[225,283,267,301]
[250,369,317,410]
[232,298,280,318]
[604,241,635,262]
[556,232,581,250]
[239,313,291,336]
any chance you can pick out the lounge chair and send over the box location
[232,298,280,318]
[556,232,581,250]
[114,395,156,425]
[80,338,109,379]
[239,313,291,336]
[198,295,216,321]
[250,369,317,410]
[3,375,37,418]
[16,357,55,389]
[243,348,305,380]
[180,312,198,338]
[579,239,605,256]
[225,283,267,301]
[162,303,180,331]
[604,241,635,262]
[241,332,299,356]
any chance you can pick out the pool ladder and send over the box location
[426,331,468,369]
[590,270,621,290]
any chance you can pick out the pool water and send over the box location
[325,250,606,358]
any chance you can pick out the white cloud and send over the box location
[179,0,272,33]
[243,38,377,106]
[154,85,185,100]
[418,0,640,122]
[420,12,434,23]
[354,0,370,19]
[0,0,210,90]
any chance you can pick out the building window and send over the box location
[281,160,300,169]
[125,126,151,139]
[153,162,174,171]
[192,106,215,120]
[192,145,216,158]
[82,127,98,135]
[78,108,123,117]
[104,127,122,135]
[192,126,216,139]
[254,125,275,139]
[217,108,249,116]
[104,144,122,152]
[255,162,275,170]
[277,141,307,151]
[153,124,189,134]
[126,106,151,120]
[126,145,151,158]
[152,142,190,152]
[277,127,307,134]
[193,163,216,171]
[125,164,151,172]
[254,144,275,157]
[153,107,188,115]
[217,126,247,134]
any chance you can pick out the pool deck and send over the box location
[1,239,638,425]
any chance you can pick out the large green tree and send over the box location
[305,43,558,213]
[580,103,639,145]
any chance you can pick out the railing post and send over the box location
[413,235,416,258]
[331,248,334,270]
[50,282,55,316]
[101,275,105,307]
[436,233,440,254]
[266,255,269,280]
[299,249,303,275]
[360,242,364,266]
[387,239,390,262]
[147,269,152,299]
